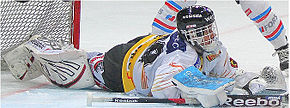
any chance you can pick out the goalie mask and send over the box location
[177,5,219,53]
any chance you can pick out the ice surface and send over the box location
[1,1,288,108]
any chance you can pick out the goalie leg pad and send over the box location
[33,49,96,89]
[3,36,44,81]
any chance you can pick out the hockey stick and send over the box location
[86,92,198,106]
[87,92,288,107]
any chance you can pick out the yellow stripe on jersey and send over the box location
[199,56,204,71]
[122,34,167,93]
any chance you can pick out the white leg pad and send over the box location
[32,49,96,89]
[3,42,43,81]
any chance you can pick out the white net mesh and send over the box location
[1,0,79,70]
[1,0,75,55]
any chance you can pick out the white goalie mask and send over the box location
[180,22,219,52]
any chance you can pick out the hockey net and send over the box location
[1,0,81,70]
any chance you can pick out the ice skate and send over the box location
[274,44,289,71]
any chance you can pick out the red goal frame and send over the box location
[72,0,81,49]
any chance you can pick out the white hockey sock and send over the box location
[240,1,288,49]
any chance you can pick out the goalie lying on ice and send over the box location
[4,5,287,107]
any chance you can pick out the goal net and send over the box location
[1,0,81,70]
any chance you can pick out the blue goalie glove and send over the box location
[171,66,235,107]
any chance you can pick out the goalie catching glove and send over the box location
[233,66,287,95]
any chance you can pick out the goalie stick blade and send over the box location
[87,93,288,107]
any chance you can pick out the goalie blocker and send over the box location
[171,66,235,107]
[3,35,95,89]
[171,66,287,107]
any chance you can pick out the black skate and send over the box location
[274,44,289,71]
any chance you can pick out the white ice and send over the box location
[1,1,288,108]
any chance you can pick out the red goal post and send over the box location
[72,0,81,49]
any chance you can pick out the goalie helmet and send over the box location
[177,5,219,52]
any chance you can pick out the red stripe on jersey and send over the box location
[229,73,236,78]
[224,71,231,78]
[165,1,179,12]
[169,62,185,70]
[221,70,227,77]
[261,26,265,32]
[154,18,176,30]
[245,8,252,16]
[256,8,271,23]
[264,20,282,39]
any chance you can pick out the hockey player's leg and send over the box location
[238,0,289,71]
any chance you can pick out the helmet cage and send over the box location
[180,21,219,51]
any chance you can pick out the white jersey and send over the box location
[122,32,238,98]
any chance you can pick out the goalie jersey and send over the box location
[97,31,238,98]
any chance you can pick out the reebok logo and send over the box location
[223,95,281,107]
